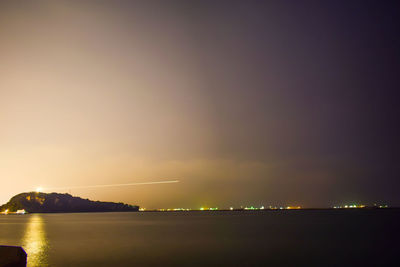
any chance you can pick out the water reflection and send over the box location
[22,214,49,266]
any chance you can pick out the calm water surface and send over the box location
[0,210,399,266]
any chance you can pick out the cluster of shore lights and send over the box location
[140,208,192,211]
[333,205,366,209]
[200,206,302,211]
[138,206,304,211]
[333,204,388,209]
[1,209,26,215]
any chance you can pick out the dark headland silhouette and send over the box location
[0,192,139,213]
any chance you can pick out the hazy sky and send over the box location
[1,0,399,208]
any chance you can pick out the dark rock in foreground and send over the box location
[0,192,139,213]
[0,246,27,267]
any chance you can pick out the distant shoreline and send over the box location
[1,207,396,214]
[138,207,399,212]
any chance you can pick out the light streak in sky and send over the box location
[36,180,180,192]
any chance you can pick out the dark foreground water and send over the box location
[0,210,399,266]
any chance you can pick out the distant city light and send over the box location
[130,203,391,213]
[286,206,301,210]
[332,204,374,209]
[36,187,43,193]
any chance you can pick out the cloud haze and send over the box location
[1,1,399,208]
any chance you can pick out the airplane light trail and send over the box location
[36,180,180,192]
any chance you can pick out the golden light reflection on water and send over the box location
[22,214,49,267]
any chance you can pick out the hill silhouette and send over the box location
[0,192,139,213]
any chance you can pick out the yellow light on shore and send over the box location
[286,206,301,209]
[16,209,26,214]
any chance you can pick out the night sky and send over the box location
[1,0,399,208]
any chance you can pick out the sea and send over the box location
[0,209,399,266]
